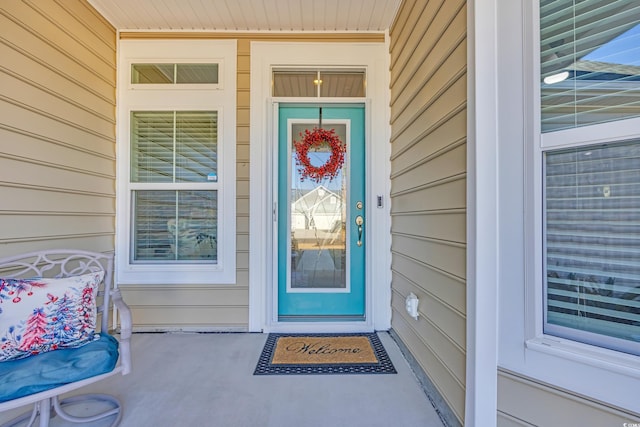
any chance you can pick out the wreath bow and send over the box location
[294,128,346,183]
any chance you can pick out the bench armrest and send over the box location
[111,288,132,375]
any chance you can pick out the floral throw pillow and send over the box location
[0,271,104,362]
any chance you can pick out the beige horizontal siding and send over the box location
[131,307,249,330]
[392,304,465,423]
[122,286,248,306]
[0,156,113,193]
[391,0,466,101]
[389,0,467,424]
[391,75,466,154]
[123,285,249,329]
[0,128,114,175]
[236,38,251,314]
[0,214,113,240]
[0,11,114,98]
[497,413,535,427]
[0,71,113,135]
[392,250,466,315]
[391,109,466,172]
[17,0,115,69]
[0,43,114,121]
[2,101,114,153]
[392,211,466,244]
[0,0,116,258]
[498,370,640,426]
[393,177,466,213]
[392,234,465,279]
[53,0,117,48]
[0,185,113,215]
[388,0,427,54]
[393,273,465,351]
[392,143,466,198]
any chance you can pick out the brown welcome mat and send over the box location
[254,333,396,375]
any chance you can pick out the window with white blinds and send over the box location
[540,0,640,132]
[130,111,219,263]
[541,1,640,356]
[117,39,236,284]
[544,141,640,355]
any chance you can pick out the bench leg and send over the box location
[0,398,51,427]
[0,394,121,427]
[38,400,50,427]
[53,394,122,426]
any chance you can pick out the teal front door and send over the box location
[277,105,366,320]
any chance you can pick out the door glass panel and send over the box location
[290,123,348,289]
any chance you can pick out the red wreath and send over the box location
[294,127,346,183]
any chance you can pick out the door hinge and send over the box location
[273,202,277,222]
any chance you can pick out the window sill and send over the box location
[129,83,223,91]
[117,263,235,285]
[526,336,640,379]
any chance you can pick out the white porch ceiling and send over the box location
[88,0,402,32]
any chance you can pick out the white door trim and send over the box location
[248,41,391,333]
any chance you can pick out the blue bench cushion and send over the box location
[0,334,119,402]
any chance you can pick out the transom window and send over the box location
[272,69,366,97]
[131,63,219,85]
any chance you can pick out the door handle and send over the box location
[355,215,364,247]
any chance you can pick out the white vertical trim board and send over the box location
[248,41,391,333]
[466,0,499,425]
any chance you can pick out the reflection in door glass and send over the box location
[290,123,347,289]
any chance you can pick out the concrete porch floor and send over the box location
[1,332,446,427]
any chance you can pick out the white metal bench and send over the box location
[0,250,131,427]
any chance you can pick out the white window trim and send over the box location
[541,116,640,151]
[116,40,236,285]
[498,0,640,413]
